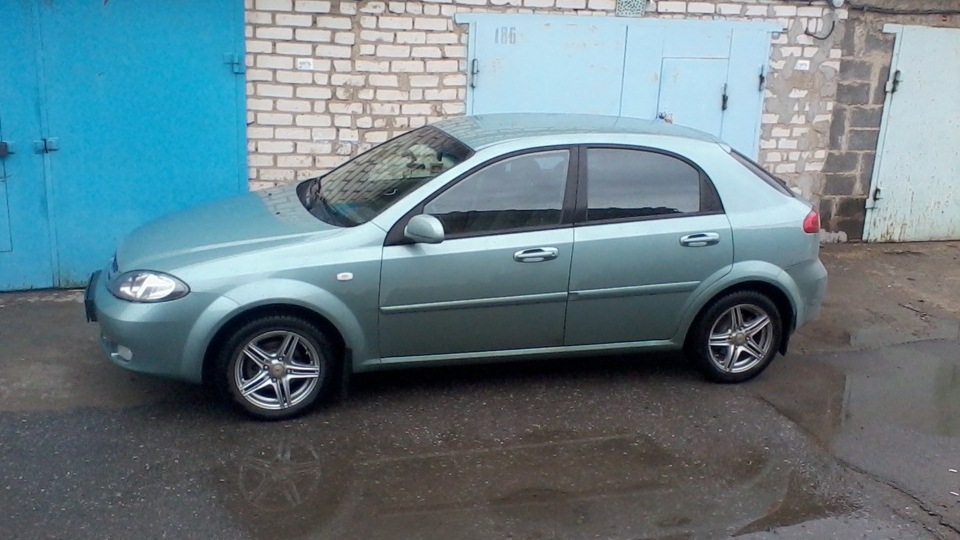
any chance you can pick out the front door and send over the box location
[564,147,733,345]
[863,25,960,241]
[379,149,574,360]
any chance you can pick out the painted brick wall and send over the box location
[244,0,845,208]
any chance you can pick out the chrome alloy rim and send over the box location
[234,330,322,410]
[707,304,774,374]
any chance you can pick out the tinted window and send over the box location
[730,149,795,197]
[586,148,702,222]
[424,150,569,236]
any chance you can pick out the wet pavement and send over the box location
[3,350,953,539]
[1,242,960,539]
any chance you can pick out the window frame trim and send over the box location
[573,144,725,228]
[384,145,579,246]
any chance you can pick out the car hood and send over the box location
[116,185,337,271]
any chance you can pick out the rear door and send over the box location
[564,146,733,345]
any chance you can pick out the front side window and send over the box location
[297,126,472,226]
[424,150,570,237]
[585,148,705,222]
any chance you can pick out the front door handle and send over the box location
[514,247,559,263]
[679,232,720,247]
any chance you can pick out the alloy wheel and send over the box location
[233,330,323,411]
[706,303,774,374]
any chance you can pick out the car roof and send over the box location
[432,113,725,150]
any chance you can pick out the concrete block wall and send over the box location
[820,7,960,241]
[244,0,844,203]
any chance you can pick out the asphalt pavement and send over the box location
[1,242,959,539]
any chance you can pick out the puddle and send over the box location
[843,355,960,438]
[207,426,852,539]
[751,342,960,519]
[754,346,960,442]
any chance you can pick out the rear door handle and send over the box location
[514,247,559,263]
[679,232,720,247]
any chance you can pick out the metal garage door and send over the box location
[457,15,778,159]
[0,1,247,290]
[863,25,960,242]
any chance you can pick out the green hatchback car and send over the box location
[85,114,826,419]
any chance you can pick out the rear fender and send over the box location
[675,260,802,345]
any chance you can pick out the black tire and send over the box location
[217,314,336,420]
[688,291,782,383]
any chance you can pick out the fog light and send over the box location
[116,345,133,362]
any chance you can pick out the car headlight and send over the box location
[108,271,190,303]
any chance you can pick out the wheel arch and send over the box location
[195,278,373,386]
[201,302,349,387]
[682,275,799,356]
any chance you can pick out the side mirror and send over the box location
[404,214,445,244]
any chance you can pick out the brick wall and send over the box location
[244,0,845,207]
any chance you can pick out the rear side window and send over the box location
[584,148,716,222]
[730,150,795,197]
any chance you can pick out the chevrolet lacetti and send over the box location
[85,114,827,419]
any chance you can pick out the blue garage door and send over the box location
[457,15,777,159]
[0,1,247,290]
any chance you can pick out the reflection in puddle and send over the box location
[217,441,344,539]
[214,432,850,539]
[237,442,325,510]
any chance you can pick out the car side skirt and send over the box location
[364,339,681,372]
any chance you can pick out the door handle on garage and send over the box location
[679,232,720,247]
[514,247,559,263]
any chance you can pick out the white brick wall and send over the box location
[245,0,841,197]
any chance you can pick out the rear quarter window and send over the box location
[730,150,795,197]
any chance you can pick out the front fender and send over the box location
[186,278,376,380]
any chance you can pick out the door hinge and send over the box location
[470,58,479,89]
[721,83,729,111]
[33,138,59,154]
[885,70,901,93]
[758,66,766,92]
[224,53,246,74]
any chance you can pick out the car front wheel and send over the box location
[219,315,335,420]
[689,291,782,383]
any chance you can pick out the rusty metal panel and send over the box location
[863,25,960,242]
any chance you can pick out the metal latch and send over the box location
[33,138,59,154]
[223,53,245,74]
[470,59,479,89]
[0,141,13,158]
[885,70,901,93]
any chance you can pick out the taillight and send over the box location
[802,208,820,233]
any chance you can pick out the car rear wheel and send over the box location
[689,291,782,383]
[218,315,335,420]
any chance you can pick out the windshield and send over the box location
[297,126,473,226]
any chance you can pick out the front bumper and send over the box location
[84,270,101,322]
[86,266,237,383]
